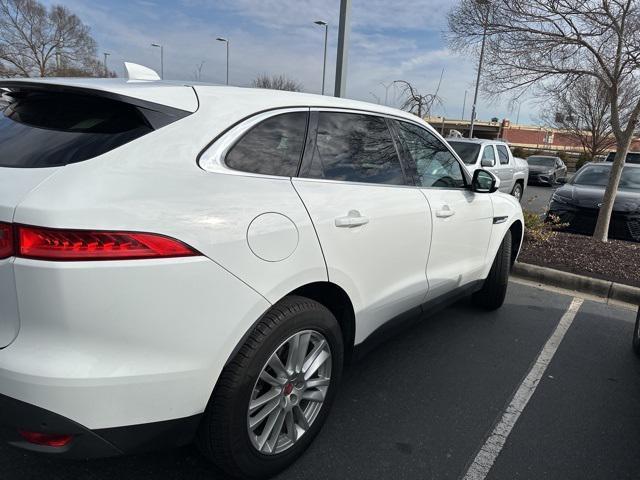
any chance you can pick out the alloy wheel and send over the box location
[247,330,332,455]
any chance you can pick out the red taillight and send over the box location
[17,226,198,261]
[18,430,73,447]
[0,222,14,259]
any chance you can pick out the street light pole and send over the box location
[103,52,110,77]
[151,43,164,79]
[469,0,491,138]
[314,21,328,95]
[216,37,229,85]
[462,90,468,120]
[334,0,352,97]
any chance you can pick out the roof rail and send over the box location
[124,62,161,82]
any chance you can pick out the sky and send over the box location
[41,0,537,124]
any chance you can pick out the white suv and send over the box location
[0,74,523,478]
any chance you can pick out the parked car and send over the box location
[0,71,524,479]
[526,155,567,185]
[446,138,529,201]
[605,151,640,164]
[547,163,640,241]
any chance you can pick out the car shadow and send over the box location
[0,284,571,480]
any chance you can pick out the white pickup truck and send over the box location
[446,138,529,202]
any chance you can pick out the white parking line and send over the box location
[461,297,584,480]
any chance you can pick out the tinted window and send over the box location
[303,112,405,185]
[226,112,307,177]
[448,141,481,165]
[606,152,640,164]
[573,165,640,191]
[0,90,157,168]
[482,145,496,164]
[395,121,466,188]
[496,145,510,165]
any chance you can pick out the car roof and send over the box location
[527,155,559,159]
[0,77,430,125]
[446,138,509,146]
[0,77,201,112]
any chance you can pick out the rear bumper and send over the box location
[0,392,200,458]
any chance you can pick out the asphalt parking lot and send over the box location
[523,184,555,213]
[2,281,638,480]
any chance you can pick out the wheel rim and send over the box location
[247,330,332,455]
[514,185,522,200]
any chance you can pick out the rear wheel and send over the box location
[473,230,512,310]
[197,295,343,479]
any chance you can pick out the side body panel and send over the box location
[420,188,494,300]
[293,178,431,344]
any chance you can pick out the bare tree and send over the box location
[542,77,616,160]
[394,79,442,118]
[0,0,97,77]
[193,61,205,81]
[448,0,640,241]
[251,73,303,92]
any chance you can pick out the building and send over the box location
[426,117,640,154]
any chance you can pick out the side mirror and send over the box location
[481,158,496,168]
[472,169,500,193]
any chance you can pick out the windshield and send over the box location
[573,165,640,191]
[527,156,556,167]
[448,141,481,165]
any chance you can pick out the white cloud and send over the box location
[39,0,536,123]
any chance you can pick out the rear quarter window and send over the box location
[0,89,182,168]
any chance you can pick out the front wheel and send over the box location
[473,230,512,310]
[197,296,344,479]
[511,182,523,202]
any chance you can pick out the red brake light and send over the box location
[0,222,14,259]
[18,430,73,447]
[18,226,199,261]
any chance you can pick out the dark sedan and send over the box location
[547,163,640,242]
[527,155,567,185]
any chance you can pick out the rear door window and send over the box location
[496,145,510,165]
[301,112,406,185]
[225,111,308,177]
[482,145,497,165]
[0,90,173,168]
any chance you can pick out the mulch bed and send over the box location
[519,231,640,288]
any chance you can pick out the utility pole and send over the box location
[151,43,164,79]
[469,0,491,138]
[462,90,468,120]
[314,21,329,95]
[334,0,352,97]
[216,37,229,85]
[103,52,110,77]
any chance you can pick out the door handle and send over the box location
[335,210,369,228]
[435,205,455,218]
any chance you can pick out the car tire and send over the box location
[197,295,344,479]
[511,182,523,202]
[472,230,512,310]
[632,307,640,356]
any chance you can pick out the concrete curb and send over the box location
[512,262,640,305]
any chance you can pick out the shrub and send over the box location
[575,152,592,170]
[523,210,567,242]
[512,146,525,158]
